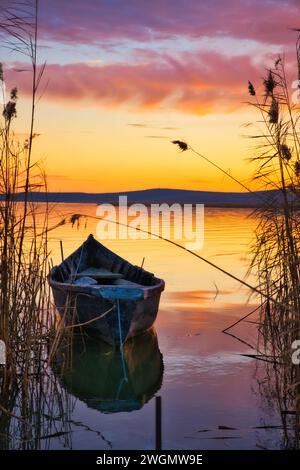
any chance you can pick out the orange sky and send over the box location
[1,0,299,193]
[23,103,256,193]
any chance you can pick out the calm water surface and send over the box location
[43,205,282,450]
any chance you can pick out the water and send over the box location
[1,205,286,449]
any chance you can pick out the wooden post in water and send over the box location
[155,395,162,450]
[60,240,64,262]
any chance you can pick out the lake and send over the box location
[4,204,286,450]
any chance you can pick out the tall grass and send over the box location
[172,35,300,448]
[0,1,70,447]
[247,40,300,446]
[0,0,52,375]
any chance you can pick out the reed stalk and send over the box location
[0,1,71,448]
[246,42,300,448]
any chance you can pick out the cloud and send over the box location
[36,0,299,47]
[128,123,180,130]
[4,50,269,115]
[145,135,170,139]
[128,123,148,127]
[47,174,97,183]
[1,1,298,117]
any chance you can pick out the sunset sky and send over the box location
[1,0,299,192]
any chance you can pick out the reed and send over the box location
[173,37,300,447]
[0,0,51,375]
[246,42,300,446]
[0,1,72,447]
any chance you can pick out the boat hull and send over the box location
[48,235,165,346]
[51,284,162,346]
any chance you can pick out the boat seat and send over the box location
[113,279,142,288]
[74,267,123,280]
[74,276,98,286]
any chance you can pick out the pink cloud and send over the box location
[4,50,294,115]
[1,0,299,119]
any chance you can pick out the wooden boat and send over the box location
[55,329,163,413]
[48,234,165,346]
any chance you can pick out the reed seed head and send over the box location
[269,98,279,124]
[295,161,300,177]
[2,88,18,121]
[281,144,292,160]
[248,81,256,96]
[3,101,17,121]
[264,70,277,96]
[172,140,188,151]
[70,213,82,227]
[10,87,17,101]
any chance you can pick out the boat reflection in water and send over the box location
[56,328,163,413]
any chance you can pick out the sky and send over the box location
[0,0,299,193]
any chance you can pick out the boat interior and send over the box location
[51,237,160,288]
[71,267,143,288]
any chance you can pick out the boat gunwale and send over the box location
[48,234,165,300]
[48,274,165,300]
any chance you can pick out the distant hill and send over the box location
[0,188,288,207]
